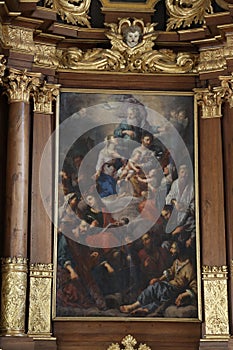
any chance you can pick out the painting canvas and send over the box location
[53,89,200,320]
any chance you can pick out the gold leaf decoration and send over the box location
[60,18,196,73]
[165,0,213,31]
[0,257,28,336]
[44,0,91,27]
[3,69,41,103]
[107,335,151,350]
[202,265,230,338]
[28,264,53,337]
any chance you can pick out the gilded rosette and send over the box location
[0,257,28,336]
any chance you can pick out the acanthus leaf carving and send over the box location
[165,0,213,31]
[3,69,41,103]
[59,18,196,74]
[107,335,151,350]
[33,82,60,115]
[44,0,91,27]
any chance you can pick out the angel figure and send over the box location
[122,25,142,48]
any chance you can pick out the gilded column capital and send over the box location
[28,263,54,339]
[3,68,41,104]
[201,265,230,339]
[0,257,28,336]
[194,76,233,119]
[193,85,225,119]
[33,82,60,115]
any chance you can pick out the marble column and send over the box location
[194,85,230,349]
[0,68,41,336]
[27,82,60,343]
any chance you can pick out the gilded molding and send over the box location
[107,335,151,350]
[0,24,35,53]
[59,18,196,73]
[197,34,233,74]
[165,0,213,31]
[44,0,91,27]
[0,257,28,336]
[3,68,41,103]
[197,48,227,73]
[100,0,160,10]
[34,43,61,69]
[202,265,230,339]
[33,82,60,114]
[28,263,53,338]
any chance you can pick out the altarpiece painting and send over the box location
[52,89,201,320]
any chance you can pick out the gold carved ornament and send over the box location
[215,0,233,10]
[165,0,213,31]
[34,43,61,69]
[33,82,60,115]
[28,264,53,338]
[0,55,6,83]
[0,25,35,53]
[60,18,196,73]
[0,257,28,336]
[44,0,91,27]
[194,75,233,118]
[194,85,225,118]
[107,335,151,350]
[202,266,230,339]
[197,48,227,74]
[3,68,41,103]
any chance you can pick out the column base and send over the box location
[199,338,229,350]
[227,337,233,350]
[33,338,57,350]
[0,336,34,350]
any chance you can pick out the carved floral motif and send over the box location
[165,0,213,31]
[28,264,53,337]
[44,0,91,27]
[107,335,151,350]
[34,43,61,69]
[202,265,229,338]
[0,257,28,335]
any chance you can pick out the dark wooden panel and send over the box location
[57,72,197,91]
[54,320,201,350]
[30,113,54,263]
[199,116,226,265]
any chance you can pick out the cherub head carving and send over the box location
[123,25,142,48]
